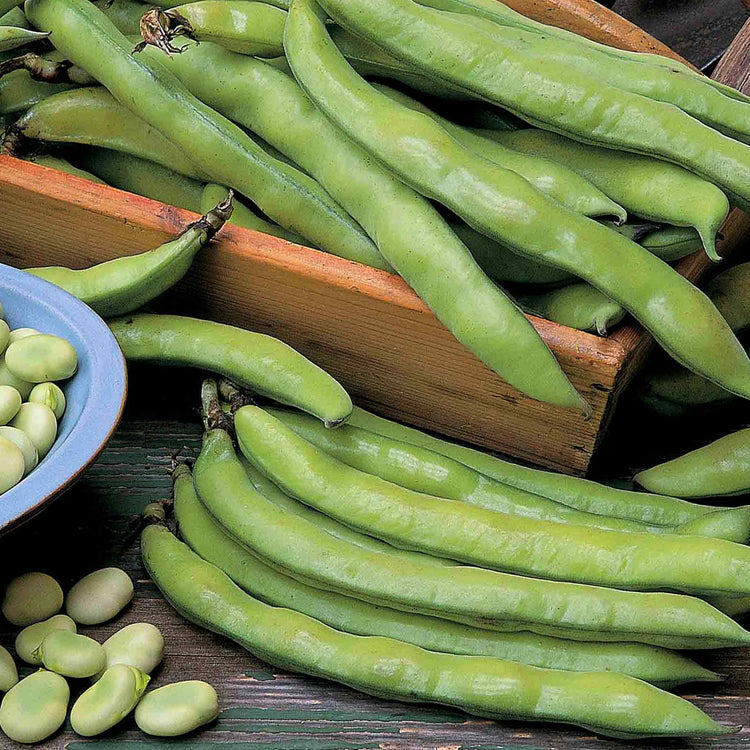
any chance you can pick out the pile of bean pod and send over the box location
[0,0,749,414]
[0,566,218,743]
[0,305,77,494]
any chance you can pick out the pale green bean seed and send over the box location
[7,328,39,344]
[71,664,149,737]
[0,320,9,356]
[37,630,106,679]
[5,334,78,383]
[2,572,63,626]
[0,385,21,425]
[135,681,219,737]
[0,435,23,495]
[96,623,163,680]
[0,645,18,693]
[15,614,77,665]
[0,358,32,400]
[0,427,38,476]
[0,670,69,743]
[28,382,66,420]
[10,403,57,459]
[66,568,134,625]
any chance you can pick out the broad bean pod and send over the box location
[193,427,750,648]
[28,154,104,183]
[636,429,750,499]
[24,0,384,267]
[287,0,750,401]
[319,0,750,208]
[235,406,750,597]
[375,83,627,221]
[109,314,352,426]
[347,406,748,529]
[484,129,729,260]
[28,196,231,317]
[175,463,721,687]
[141,36,585,411]
[415,0,750,141]
[141,517,735,740]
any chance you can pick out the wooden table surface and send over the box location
[0,361,747,750]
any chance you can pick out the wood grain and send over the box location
[0,1,747,477]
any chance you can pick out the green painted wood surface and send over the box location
[0,365,747,749]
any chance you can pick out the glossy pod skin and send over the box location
[515,283,625,335]
[175,465,721,687]
[267,408,675,534]
[28,197,231,318]
[4,88,208,179]
[416,0,750,145]
[0,670,69,743]
[135,681,219,736]
[2,572,62,626]
[165,1,286,56]
[193,428,750,649]
[375,83,626,221]
[636,429,750,499]
[347,406,744,528]
[236,407,750,597]
[70,665,150,737]
[0,25,48,51]
[287,0,750,402]
[109,314,352,426]
[144,38,585,412]
[484,129,729,260]
[319,0,750,211]
[24,0,385,269]
[142,520,735,740]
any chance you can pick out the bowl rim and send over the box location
[0,263,127,534]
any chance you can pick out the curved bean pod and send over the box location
[175,464,721,687]
[636,429,750,498]
[320,0,750,208]
[287,0,750,400]
[265,407,676,534]
[110,314,351,425]
[415,0,750,142]
[235,406,750,597]
[143,36,584,411]
[375,83,626,221]
[27,196,231,317]
[142,518,735,739]
[0,25,48,51]
[24,0,383,267]
[193,428,750,648]
[28,153,104,183]
[347,405,747,528]
[484,129,729,260]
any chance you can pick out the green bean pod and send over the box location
[141,36,586,412]
[98,0,145,35]
[156,2,286,56]
[24,0,384,267]
[193,428,750,648]
[287,0,750,401]
[483,129,729,260]
[28,153,104,183]
[236,406,750,597]
[142,517,736,740]
[0,25,47,51]
[265,407,678,534]
[27,196,231,317]
[710,596,750,619]
[515,283,625,335]
[376,83,627,221]
[0,67,77,116]
[636,429,750,499]
[347,406,748,528]
[175,463,721,688]
[4,87,208,179]
[638,225,704,262]
[110,314,351,425]
[319,0,750,209]
[416,0,750,144]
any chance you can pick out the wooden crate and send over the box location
[0,2,748,475]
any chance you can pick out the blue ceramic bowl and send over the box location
[0,264,127,532]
